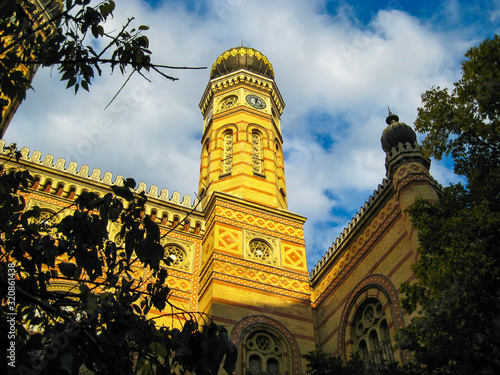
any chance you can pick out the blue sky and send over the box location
[4,0,499,270]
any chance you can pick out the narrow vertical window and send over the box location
[201,142,209,182]
[223,131,233,174]
[252,131,262,174]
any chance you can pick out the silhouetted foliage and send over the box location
[0,0,203,124]
[399,35,500,374]
[304,350,424,375]
[0,145,236,374]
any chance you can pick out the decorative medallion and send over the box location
[244,230,280,266]
[248,240,273,261]
[219,95,238,111]
[165,244,187,267]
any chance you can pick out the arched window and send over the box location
[274,142,285,193]
[223,131,233,174]
[351,299,394,364]
[245,331,284,375]
[252,131,262,174]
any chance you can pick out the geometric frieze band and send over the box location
[214,205,305,243]
[312,197,400,306]
[211,258,310,298]
[216,199,303,229]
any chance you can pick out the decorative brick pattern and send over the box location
[214,206,305,243]
[217,200,303,230]
[212,258,310,298]
[216,226,242,255]
[282,242,307,272]
[313,197,400,306]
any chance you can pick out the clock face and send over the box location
[246,94,266,109]
[205,108,213,129]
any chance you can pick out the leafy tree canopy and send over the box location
[0,146,236,374]
[399,35,500,374]
[304,350,424,375]
[0,0,203,124]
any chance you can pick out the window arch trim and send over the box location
[231,315,301,375]
[337,274,410,364]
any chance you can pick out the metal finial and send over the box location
[385,107,399,125]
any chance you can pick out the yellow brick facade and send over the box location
[2,46,442,374]
[0,0,62,137]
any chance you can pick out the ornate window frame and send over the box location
[252,131,263,175]
[351,298,394,364]
[219,95,239,112]
[231,316,301,375]
[338,274,410,364]
[160,238,194,272]
[27,200,65,236]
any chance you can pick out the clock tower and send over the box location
[197,48,314,375]
[198,47,287,210]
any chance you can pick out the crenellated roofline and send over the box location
[309,140,443,281]
[0,140,201,211]
[309,178,392,280]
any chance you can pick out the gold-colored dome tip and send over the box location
[210,46,274,80]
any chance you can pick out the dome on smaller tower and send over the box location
[381,111,417,152]
[210,47,274,80]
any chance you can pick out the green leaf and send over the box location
[111,185,134,201]
[58,262,77,278]
[124,178,136,189]
[66,77,76,88]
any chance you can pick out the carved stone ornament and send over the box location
[243,230,280,266]
[160,237,194,272]
[219,95,238,111]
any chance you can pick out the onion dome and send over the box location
[381,111,417,152]
[210,47,274,80]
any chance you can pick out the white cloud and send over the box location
[4,0,491,270]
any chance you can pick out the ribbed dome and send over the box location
[381,112,417,152]
[210,47,274,80]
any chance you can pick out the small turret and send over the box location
[381,111,417,153]
[381,109,438,212]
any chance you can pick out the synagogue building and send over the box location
[1,47,442,374]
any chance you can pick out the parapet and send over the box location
[0,140,200,211]
[309,178,391,279]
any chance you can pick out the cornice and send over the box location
[199,70,285,117]
[203,191,306,225]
